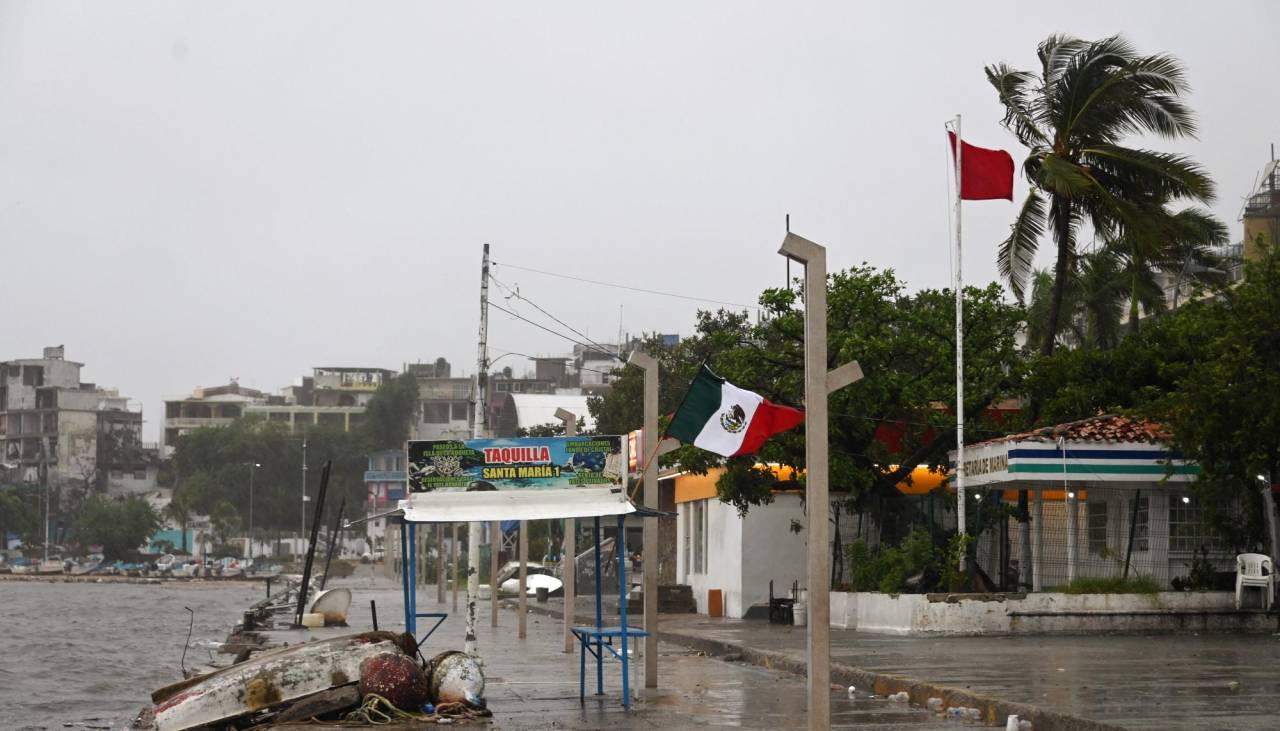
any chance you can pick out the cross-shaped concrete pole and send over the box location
[779,232,864,731]
[555,407,578,653]
[626,349,660,689]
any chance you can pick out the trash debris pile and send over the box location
[132,631,489,730]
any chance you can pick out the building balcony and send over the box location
[364,470,407,482]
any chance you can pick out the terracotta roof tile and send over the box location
[974,414,1172,446]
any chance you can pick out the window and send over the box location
[166,402,181,418]
[423,403,450,424]
[451,402,470,421]
[1127,495,1149,552]
[133,469,147,480]
[689,500,707,574]
[22,366,43,387]
[1087,500,1109,556]
[1168,496,1221,553]
[451,383,471,400]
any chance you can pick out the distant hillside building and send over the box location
[408,358,474,441]
[161,366,396,456]
[0,346,147,493]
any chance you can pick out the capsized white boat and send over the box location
[308,587,352,624]
[500,573,563,596]
[147,632,412,731]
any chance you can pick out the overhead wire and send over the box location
[488,272,618,359]
[493,260,763,312]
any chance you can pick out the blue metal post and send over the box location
[593,516,603,695]
[617,514,630,707]
[399,520,410,632]
[408,522,418,638]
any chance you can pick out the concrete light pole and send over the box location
[246,462,260,559]
[626,349,660,689]
[779,232,864,731]
[555,407,578,653]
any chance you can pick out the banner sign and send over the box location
[407,435,625,492]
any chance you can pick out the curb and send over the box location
[516,600,1128,731]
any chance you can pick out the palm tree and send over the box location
[1114,206,1230,334]
[165,491,192,553]
[987,34,1215,355]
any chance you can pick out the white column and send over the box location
[556,408,578,653]
[517,521,528,639]
[1031,488,1043,592]
[627,350,661,689]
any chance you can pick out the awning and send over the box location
[396,487,642,523]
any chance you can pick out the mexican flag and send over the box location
[667,365,804,457]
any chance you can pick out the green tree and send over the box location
[73,496,161,559]
[591,266,1025,541]
[0,485,42,547]
[164,489,193,553]
[987,34,1213,355]
[361,372,420,451]
[209,500,241,546]
[1145,241,1280,548]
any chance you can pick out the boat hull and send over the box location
[151,634,407,731]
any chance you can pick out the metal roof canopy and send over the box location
[395,487,639,524]
[391,487,664,707]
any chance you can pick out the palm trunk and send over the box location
[1039,241,1072,356]
[1128,288,1141,337]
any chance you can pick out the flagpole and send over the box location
[953,114,967,544]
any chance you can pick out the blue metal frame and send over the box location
[569,514,648,707]
[399,512,644,709]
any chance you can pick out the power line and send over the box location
[493,260,763,312]
[489,348,616,377]
[488,272,618,359]
[487,299,623,362]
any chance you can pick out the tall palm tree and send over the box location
[987,34,1215,355]
[1114,206,1230,334]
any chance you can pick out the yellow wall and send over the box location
[674,464,947,503]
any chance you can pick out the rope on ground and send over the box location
[342,693,492,725]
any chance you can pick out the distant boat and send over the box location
[35,557,65,575]
[67,554,104,575]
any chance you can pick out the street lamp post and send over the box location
[247,462,261,559]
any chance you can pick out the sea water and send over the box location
[0,580,259,730]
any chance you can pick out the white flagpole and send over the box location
[953,114,966,541]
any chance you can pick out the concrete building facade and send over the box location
[0,346,148,493]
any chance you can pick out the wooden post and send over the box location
[490,520,500,627]
[436,523,446,603]
[451,522,459,612]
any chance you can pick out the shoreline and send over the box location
[0,573,268,585]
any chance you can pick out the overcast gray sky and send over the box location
[2,1,1277,441]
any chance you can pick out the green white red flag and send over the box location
[666,365,804,457]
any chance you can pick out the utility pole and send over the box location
[301,438,308,557]
[556,408,577,653]
[467,243,491,657]
[779,233,864,731]
[626,350,660,688]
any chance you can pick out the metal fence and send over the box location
[832,485,1252,593]
[969,485,1242,592]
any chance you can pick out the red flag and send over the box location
[948,131,1014,201]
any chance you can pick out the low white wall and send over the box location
[830,591,1252,635]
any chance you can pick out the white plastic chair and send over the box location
[1235,553,1274,610]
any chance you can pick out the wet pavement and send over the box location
[547,598,1280,731]
[323,570,973,729]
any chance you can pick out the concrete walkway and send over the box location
[538,595,1280,731]
[322,571,964,729]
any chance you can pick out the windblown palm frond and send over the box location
[987,33,1211,354]
[999,190,1046,300]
